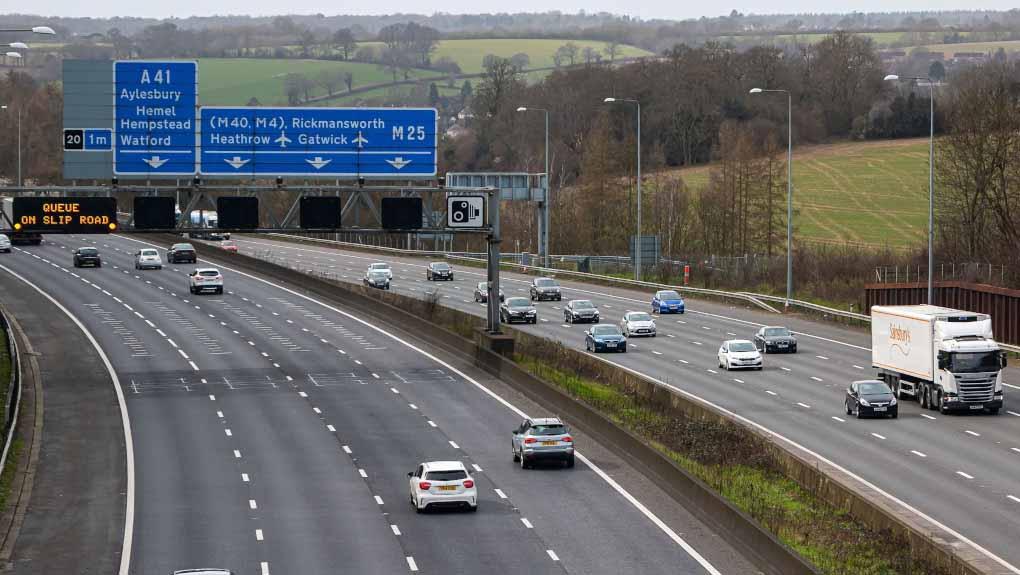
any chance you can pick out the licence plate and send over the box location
[670,305,678,309]
[439,485,457,491]
[873,406,887,412]
[778,343,788,347]
[607,342,617,348]
[969,404,984,410]
[542,441,557,446]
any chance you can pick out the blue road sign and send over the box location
[113,60,197,176]
[199,107,437,178]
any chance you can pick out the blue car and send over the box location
[585,324,627,353]
[652,290,685,314]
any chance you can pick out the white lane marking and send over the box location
[409,404,418,410]
[797,402,811,409]
[652,350,663,355]
[691,341,702,346]
[188,361,200,371]
[233,450,242,459]
[313,407,322,414]
[260,352,269,358]
[816,355,829,360]
[427,420,437,428]
[255,529,264,541]
[1008,495,1020,504]
[810,376,823,382]
[144,320,155,328]
[374,495,384,505]
[1007,411,1020,417]
[178,349,190,360]
[449,440,460,449]
[320,338,328,343]
[956,471,974,480]
[167,339,179,348]
[780,367,791,372]
[733,378,744,384]
[871,433,886,440]
[706,369,717,374]
[217,411,224,418]
[249,499,258,509]
[209,395,216,401]
[342,445,352,454]
[853,365,864,370]
[407,557,419,572]
[579,350,1019,574]
[273,363,280,368]
[1004,383,1020,391]
[298,391,308,398]
[495,488,507,499]
[248,341,256,346]
[547,550,560,562]
[327,425,336,432]
[372,373,380,379]
[0,263,137,575]
[359,469,368,478]
[117,236,724,574]
[521,517,534,528]
[225,429,232,437]
[391,524,401,536]
[678,359,689,364]
[156,329,166,337]
[355,359,362,365]
[920,414,937,420]
[472,463,483,472]
[1012,448,1020,454]
[965,430,980,437]
[766,390,778,396]
[666,334,676,338]
[261,562,270,575]
[831,416,845,423]
[391,388,400,395]
[242,473,250,483]
[911,450,927,458]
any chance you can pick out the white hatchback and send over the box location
[188,268,223,295]
[718,339,763,371]
[0,233,11,253]
[620,311,656,337]
[367,262,393,280]
[134,248,163,270]
[408,460,478,513]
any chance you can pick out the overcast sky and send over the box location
[15,0,1020,20]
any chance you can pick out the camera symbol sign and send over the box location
[446,195,486,228]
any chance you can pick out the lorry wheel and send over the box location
[920,384,929,409]
[930,389,941,411]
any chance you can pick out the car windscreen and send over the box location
[658,291,681,300]
[78,248,98,256]
[506,298,530,307]
[199,270,220,277]
[859,382,891,395]
[140,249,158,256]
[531,424,567,436]
[432,263,450,270]
[765,327,791,337]
[572,300,594,309]
[536,278,557,287]
[477,282,486,290]
[370,263,389,270]
[173,244,194,250]
[951,351,1000,373]
[425,470,467,481]
[591,325,620,336]
[729,342,756,352]
[628,313,652,322]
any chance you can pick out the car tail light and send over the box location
[418,481,431,490]
[524,437,537,444]
[463,480,474,488]
[563,436,572,443]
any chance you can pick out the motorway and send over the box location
[225,233,1020,573]
[0,234,759,575]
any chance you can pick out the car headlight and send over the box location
[527,310,536,315]
[859,399,871,407]
[890,397,897,406]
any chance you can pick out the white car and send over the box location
[718,339,763,371]
[408,460,478,513]
[0,233,11,253]
[188,268,223,295]
[367,262,393,280]
[620,311,656,337]
[134,248,163,270]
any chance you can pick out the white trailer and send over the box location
[0,197,42,245]
[871,305,1006,414]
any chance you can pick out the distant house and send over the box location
[952,52,987,62]
[445,124,469,139]
[879,50,907,62]
[457,107,475,121]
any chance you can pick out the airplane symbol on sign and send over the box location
[275,130,292,148]
[353,131,368,148]
[224,156,250,169]
[142,156,169,169]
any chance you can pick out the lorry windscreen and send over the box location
[951,351,1000,373]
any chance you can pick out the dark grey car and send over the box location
[500,297,537,324]
[473,281,504,303]
[530,277,562,301]
[564,299,600,323]
[846,380,898,419]
[754,326,798,353]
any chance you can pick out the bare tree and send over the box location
[343,71,354,92]
[317,70,340,96]
[332,28,357,60]
[604,41,622,62]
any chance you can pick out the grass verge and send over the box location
[516,355,942,575]
[0,327,9,424]
[0,439,22,511]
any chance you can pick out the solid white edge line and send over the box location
[114,235,723,575]
[583,351,1020,575]
[0,263,136,575]
[406,556,418,572]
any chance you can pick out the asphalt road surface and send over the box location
[222,233,1020,574]
[0,234,761,575]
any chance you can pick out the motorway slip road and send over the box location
[225,234,1020,574]
[0,234,758,575]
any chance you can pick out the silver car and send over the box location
[511,417,574,468]
[0,233,11,253]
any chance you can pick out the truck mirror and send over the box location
[1001,352,1008,369]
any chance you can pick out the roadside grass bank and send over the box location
[0,439,22,511]
[515,350,945,575]
[0,327,9,417]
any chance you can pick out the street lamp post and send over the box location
[516,106,550,267]
[603,97,642,282]
[749,87,793,306]
[1,104,22,186]
[885,74,936,305]
[0,27,55,35]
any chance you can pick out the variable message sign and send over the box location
[199,107,437,178]
[113,60,197,176]
[12,197,118,234]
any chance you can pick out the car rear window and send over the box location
[199,270,220,277]
[532,424,567,436]
[173,244,195,250]
[140,249,158,256]
[425,470,467,481]
[79,248,98,255]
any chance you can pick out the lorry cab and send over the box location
[872,305,1006,414]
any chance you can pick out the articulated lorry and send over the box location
[872,305,1006,414]
[0,197,42,245]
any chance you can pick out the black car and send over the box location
[72,247,101,268]
[754,326,798,353]
[473,281,504,303]
[846,380,898,419]
[364,270,391,290]
[530,277,562,301]
[426,262,453,281]
[500,297,537,324]
[167,243,197,264]
[564,299,600,324]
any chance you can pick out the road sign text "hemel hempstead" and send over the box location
[199,107,437,178]
[113,60,197,176]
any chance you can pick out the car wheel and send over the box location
[512,444,520,462]
[415,500,424,514]
[846,400,852,415]
[556,295,561,301]
[469,503,478,512]
[566,455,575,468]
[855,403,863,419]
[520,452,529,469]
[619,345,626,353]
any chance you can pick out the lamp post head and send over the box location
[603,97,616,103]
[515,106,527,112]
[884,74,900,81]
[9,42,29,50]
[5,52,22,59]
[749,88,763,94]
[32,26,56,35]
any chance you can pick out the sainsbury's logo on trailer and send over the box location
[889,324,912,355]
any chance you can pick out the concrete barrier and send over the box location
[172,235,1004,575]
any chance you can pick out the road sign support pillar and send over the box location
[487,191,501,334]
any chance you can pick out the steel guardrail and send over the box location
[0,306,22,476]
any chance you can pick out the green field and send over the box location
[714,31,908,46]
[675,138,930,250]
[198,58,433,106]
[358,38,652,74]
[317,83,460,106]
[921,39,1020,57]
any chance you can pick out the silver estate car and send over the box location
[511,417,574,468]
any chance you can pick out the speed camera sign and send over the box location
[447,195,486,228]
